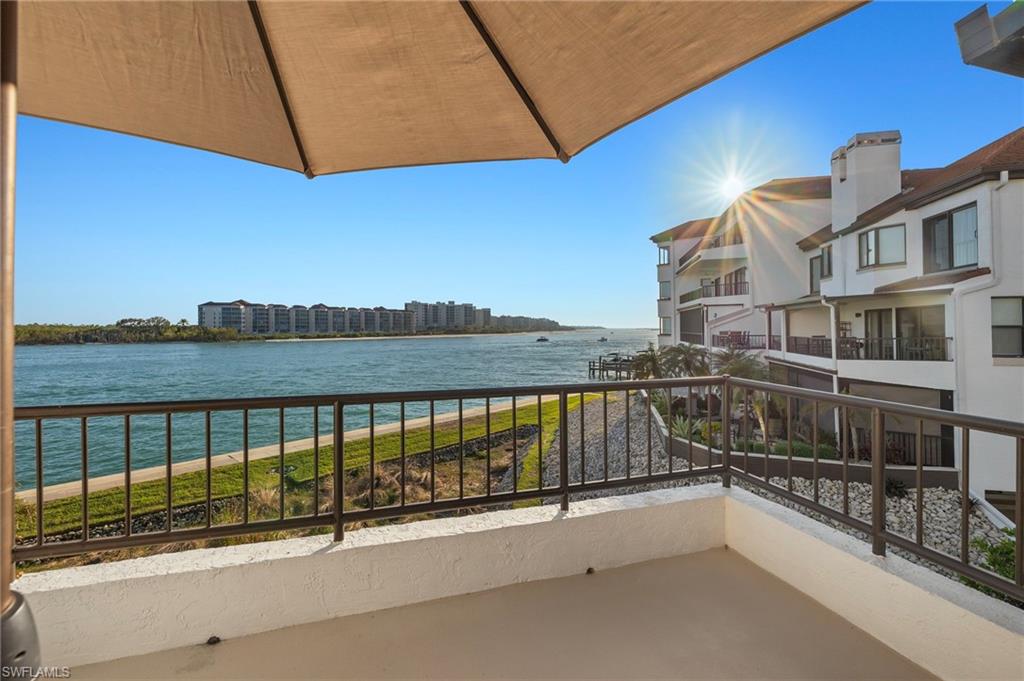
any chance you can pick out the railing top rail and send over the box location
[728,376,1024,438]
[13,376,729,420]
[16,374,1024,438]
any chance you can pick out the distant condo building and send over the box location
[197,300,416,335]
[404,300,492,330]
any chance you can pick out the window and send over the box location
[658,246,670,265]
[858,225,905,268]
[923,203,977,273]
[658,281,671,300]
[809,256,822,294]
[659,316,672,335]
[992,297,1023,357]
[820,245,832,278]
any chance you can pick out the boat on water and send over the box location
[536,337,549,342]
[598,336,608,342]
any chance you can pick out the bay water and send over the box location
[15,328,655,488]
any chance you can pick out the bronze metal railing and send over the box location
[10,376,1024,602]
[837,337,953,361]
[712,333,767,350]
[786,335,833,357]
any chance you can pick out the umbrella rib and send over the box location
[248,0,315,179]
[459,1,569,163]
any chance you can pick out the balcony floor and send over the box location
[77,548,934,680]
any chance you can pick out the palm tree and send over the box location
[631,343,662,379]
[712,347,771,447]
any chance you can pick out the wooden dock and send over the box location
[588,353,636,379]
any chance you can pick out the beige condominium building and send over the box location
[652,127,1024,513]
[198,300,415,335]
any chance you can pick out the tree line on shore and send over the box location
[16,316,571,345]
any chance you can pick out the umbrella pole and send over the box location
[1,0,17,616]
[0,3,36,669]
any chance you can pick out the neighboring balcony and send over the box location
[837,337,952,362]
[679,331,704,345]
[785,336,833,358]
[711,332,777,351]
[657,263,673,282]
[678,281,750,306]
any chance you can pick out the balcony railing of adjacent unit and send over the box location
[768,335,782,350]
[676,233,745,268]
[679,289,702,305]
[786,336,833,358]
[10,376,1024,601]
[837,337,953,362]
[712,333,767,350]
[679,332,704,345]
[702,281,749,297]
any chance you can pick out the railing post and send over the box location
[332,401,344,542]
[559,391,569,511]
[721,377,731,488]
[871,407,886,556]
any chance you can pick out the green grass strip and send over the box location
[17,395,599,537]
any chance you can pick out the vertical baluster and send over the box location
[165,413,172,532]
[961,426,970,564]
[400,402,406,507]
[537,394,543,491]
[1015,437,1023,587]
[666,386,673,475]
[485,397,491,497]
[765,391,770,481]
[646,390,652,477]
[559,391,569,511]
[625,389,631,479]
[458,398,464,499]
[915,418,923,545]
[429,400,435,503]
[512,396,518,493]
[124,414,131,537]
[687,387,694,472]
[369,403,376,510]
[205,411,212,528]
[34,419,42,546]
[841,406,849,515]
[243,409,249,526]
[812,401,819,504]
[871,407,885,556]
[786,396,793,493]
[742,390,749,474]
[278,407,285,520]
[80,417,88,541]
[333,402,343,541]
[603,391,609,481]
[721,384,731,488]
[581,392,587,484]
[313,405,320,515]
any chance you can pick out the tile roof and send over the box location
[748,175,831,201]
[649,217,716,243]
[873,267,991,294]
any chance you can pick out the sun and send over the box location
[719,174,747,202]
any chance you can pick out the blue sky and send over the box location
[13,1,1023,328]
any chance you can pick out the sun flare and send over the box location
[719,175,747,201]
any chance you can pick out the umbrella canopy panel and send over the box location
[15,0,862,177]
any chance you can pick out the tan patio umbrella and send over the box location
[0,0,863,636]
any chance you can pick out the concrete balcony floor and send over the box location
[77,548,934,680]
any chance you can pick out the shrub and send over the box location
[962,529,1020,605]
[884,477,907,498]
[734,439,838,460]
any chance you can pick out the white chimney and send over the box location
[830,131,902,231]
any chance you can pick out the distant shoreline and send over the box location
[15,325,593,346]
